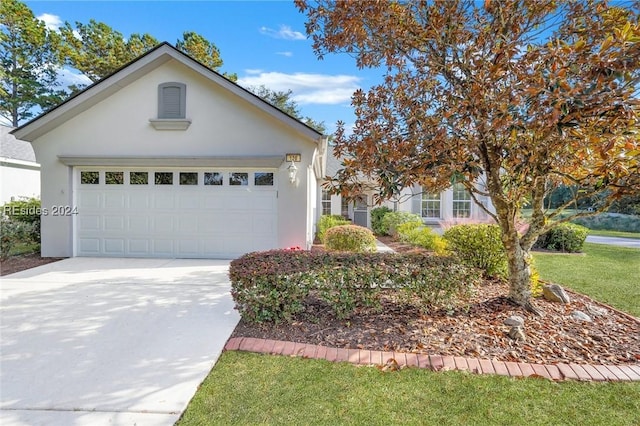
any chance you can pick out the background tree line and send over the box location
[0,0,325,133]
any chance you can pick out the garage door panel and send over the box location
[104,239,125,255]
[76,169,277,258]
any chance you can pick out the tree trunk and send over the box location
[502,229,543,316]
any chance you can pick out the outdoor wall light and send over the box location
[286,153,301,184]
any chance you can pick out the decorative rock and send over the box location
[586,304,608,317]
[508,326,527,341]
[542,284,571,304]
[571,310,593,322]
[504,315,525,327]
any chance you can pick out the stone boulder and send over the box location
[542,284,571,304]
[571,310,593,322]
[504,315,525,327]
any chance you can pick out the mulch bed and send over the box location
[232,239,640,366]
[1,253,64,276]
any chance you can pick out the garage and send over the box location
[74,168,278,258]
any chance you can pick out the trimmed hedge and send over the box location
[371,206,393,235]
[380,211,423,237]
[324,225,376,253]
[229,250,481,323]
[535,223,589,253]
[396,221,448,254]
[443,224,507,278]
[316,214,351,243]
[1,197,41,242]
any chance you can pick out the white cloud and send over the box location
[276,51,293,57]
[238,71,360,105]
[259,25,306,41]
[37,13,62,31]
[56,67,92,89]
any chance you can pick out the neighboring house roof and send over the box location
[12,42,324,142]
[326,145,343,177]
[1,125,36,163]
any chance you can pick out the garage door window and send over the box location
[180,172,198,185]
[229,172,248,186]
[155,172,173,185]
[204,172,223,186]
[80,171,99,184]
[130,172,148,185]
[106,171,124,185]
[255,172,274,186]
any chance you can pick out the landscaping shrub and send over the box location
[535,223,589,253]
[396,221,448,254]
[371,206,393,235]
[1,197,41,243]
[380,211,423,237]
[324,225,376,253]
[0,216,35,261]
[443,224,507,278]
[572,213,640,233]
[229,250,481,323]
[316,214,351,243]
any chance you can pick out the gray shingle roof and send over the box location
[1,125,36,162]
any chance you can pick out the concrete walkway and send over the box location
[0,258,239,426]
[225,337,640,382]
[586,235,640,249]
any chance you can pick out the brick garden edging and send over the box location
[224,337,640,382]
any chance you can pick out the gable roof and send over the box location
[1,125,36,163]
[12,42,324,142]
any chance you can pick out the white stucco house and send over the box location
[0,126,40,205]
[12,43,328,259]
[319,146,495,229]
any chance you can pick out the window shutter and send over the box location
[158,82,186,119]
[411,185,422,216]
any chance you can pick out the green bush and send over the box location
[0,216,35,261]
[325,225,376,253]
[443,224,507,278]
[381,211,423,237]
[316,214,351,243]
[572,213,640,233]
[396,221,448,254]
[229,250,481,323]
[371,206,393,235]
[1,197,41,243]
[535,223,589,253]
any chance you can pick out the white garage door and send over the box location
[74,168,278,258]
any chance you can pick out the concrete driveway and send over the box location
[0,258,240,426]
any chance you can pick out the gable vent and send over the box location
[158,82,186,119]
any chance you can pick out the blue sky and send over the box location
[25,0,383,135]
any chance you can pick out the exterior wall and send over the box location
[0,160,40,204]
[31,59,318,257]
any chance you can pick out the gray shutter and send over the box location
[161,86,182,118]
[411,185,422,217]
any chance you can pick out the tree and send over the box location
[0,0,64,126]
[249,85,326,134]
[60,22,236,84]
[59,19,159,83]
[296,0,640,312]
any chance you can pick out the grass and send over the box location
[534,243,640,317]
[8,242,40,256]
[588,229,640,240]
[179,352,640,426]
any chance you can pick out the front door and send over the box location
[353,195,368,228]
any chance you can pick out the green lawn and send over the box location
[179,352,640,425]
[534,243,640,317]
[179,242,640,425]
[588,229,640,240]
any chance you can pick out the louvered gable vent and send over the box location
[158,82,186,119]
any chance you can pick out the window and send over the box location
[155,172,173,185]
[180,172,198,185]
[130,172,148,185]
[80,171,99,184]
[341,197,349,218]
[158,82,186,119]
[254,172,274,186]
[452,182,472,218]
[322,190,332,215]
[421,192,441,219]
[204,172,223,186]
[105,172,124,185]
[229,172,248,186]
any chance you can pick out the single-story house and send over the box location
[0,125,40,205]
[12,42,328,259]
[320,146,495,229]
